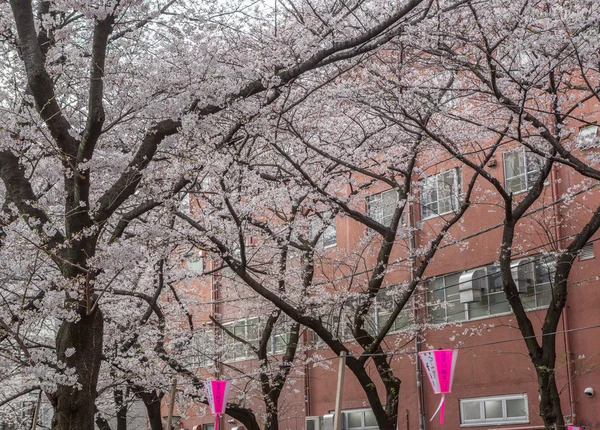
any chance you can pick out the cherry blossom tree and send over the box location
[0,0,439,428]
[173,69,490,428]
[381,0,600,426]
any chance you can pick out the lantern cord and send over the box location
[215,414,220,430]
[430,393,445,424]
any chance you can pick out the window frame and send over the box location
[185,249,204,274]
[426,256,555,323]
[503,150,546,194]
[420,168,462,220]
[222,316,292,361]
[374,289,412,334]
[309,212,337,249]
[366,189,400,228]
[342,408,378,430]
[459,394,529,427]
[222,317,260,362]
[578,125,599,149]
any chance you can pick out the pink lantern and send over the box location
[568,427,582,430]
[418,349,458,425]
[204,379,232,430]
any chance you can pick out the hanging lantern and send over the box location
[204,379,232,430]
[568,427,582,430]
[418,349,458,425]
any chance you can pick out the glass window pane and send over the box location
[487,266,503,292]
[445,273,461,301]
[506,399,527,417]
[505,152,524,177]
[446,301,466,322]
[489,291,511,315]
[347,412,362,428]
[428,306,447,324]
[233,325,245,337]
[535,258,554,285]
[469,294,489,319]
[364,410,377,427]
[323,224,337,247]
[484,400,503,419]
[427,278,445,302]
[536,283,552,307]
[526,152,544,175]
[506,176,526,193]
[462,401,481,420]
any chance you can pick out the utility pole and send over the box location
[333,351,347,430]
[166,377,178,430]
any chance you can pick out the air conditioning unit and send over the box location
[511,259,533,293]
[459,269,487,303]
[322,414,334,430]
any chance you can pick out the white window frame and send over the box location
[342,408,378,430]
[366,189,400,228]
[309,212,337,249]
[185,249,204,274]
[223,317,292,361]
[578,125,599,149]
[222,317,260,362]
[375,289,412,334]
[420,168,462,220]
[460,394,529,427]
[426,255,555,323]
[503,150,546,194]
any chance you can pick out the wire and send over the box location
[303,321,600,361]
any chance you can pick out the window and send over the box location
[186,329,215,369]
[185,249,204,274]
[367,189,399,227]
[426,256,554,323]
[420,168,462,219]
[503,151,545,194]
[309,212,337,248]
[222,317,260,361]
[460,394,528,426]
[267,316,292,354]
[20,400,36,427]
[374,290,412,334]
[578,125,599,149]
[222,317,292,361]
[342,409,378,430]
[426,272,463,323]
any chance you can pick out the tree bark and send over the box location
[52,306,104,430]
[136,389,164,430]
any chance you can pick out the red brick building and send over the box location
[174,124,600,430]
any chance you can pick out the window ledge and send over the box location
[421,210,456,221]
[460,420,529,428]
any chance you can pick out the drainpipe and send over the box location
[551,164,576,425]
[303,330,311,417]
[407,202,426,430]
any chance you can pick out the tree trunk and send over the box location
[115,389,127,430]
[95,416,112,430]
[53,306,104,430]
[137,389,164,430]
[264,392,279,430]
[537,364,564,428]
